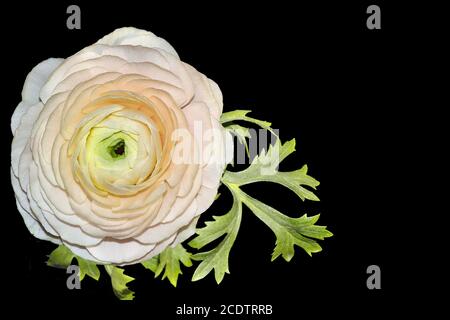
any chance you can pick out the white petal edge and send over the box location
[96,27,179,58]
[11,58,64,134]
[11,169,60,244]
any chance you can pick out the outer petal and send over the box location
[11,58,63,134]
[11,102,43,177]
[96,27,179,58]
[172,216,200,246]
[11,169,60,244]
[184,63,223,119]
[127,234,177,266]
[87,238,156,265]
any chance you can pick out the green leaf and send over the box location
[231,185,332,262]
[226,124,251,158]
[189,187,242,284]
[220,110,271,130]
[47,245,100,281]
[141,256,159,273]
[222,134,330,262]
[142,244,193,287]
[189,132,331,281]
[223,139,320,201]
[77,258,100,281]
[47,245,74,268]
[104,265,135,300]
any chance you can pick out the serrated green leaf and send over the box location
[77,258,100,281]
[189,207,237,250]
[230,184,332,262]
[221,110,271,130]
[223,139,320,201]
[189,187,242,284]
[47,245,100,281]
[189,133,330,281]
[141,256,159,273]
[142,244,193,287]
[104,265,135,300]
[47,245,74,268]
[226,124,251,158]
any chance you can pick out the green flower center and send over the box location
[108,138,126,158]
[84,127,139,173]
[78,112,158,193]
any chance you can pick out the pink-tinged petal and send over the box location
[11,102,43,177]
[11,58,63,134]
[11,169,60,244]
[183,102,214,164]
[172,216,200,245]
[64,242,103,264]
[184,63,223,119]
[96,27,179,58]
[135,200,197,244]
[22,58,64,103]
[131,234,177,266]
[87,238,156,265]
[160,169,202,224]
[195,185,219,214]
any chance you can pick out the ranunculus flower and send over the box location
[11,27,231,265]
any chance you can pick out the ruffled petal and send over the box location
[11,58,63,134]
[96,27,179,58]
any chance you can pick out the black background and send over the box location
[1,0,436,316]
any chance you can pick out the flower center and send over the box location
[92,130,134,162]
[76,110,158,195]
[108,138,126,158]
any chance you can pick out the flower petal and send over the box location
[87,238,156,265]
[96,27,179,58]
[11,58,63,134]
